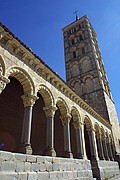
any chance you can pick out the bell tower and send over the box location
[62,16,120,153]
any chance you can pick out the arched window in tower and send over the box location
[84,76,94,94]
[81,47,85,54]
[81,56,91,73]
[79,35,83,41]
[70,62,79,78]
[72,39,75,45]
[73,51,76,58]
[73,81,82,95]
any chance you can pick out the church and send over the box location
[0,15,120,179]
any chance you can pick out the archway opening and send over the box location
[31,93,46,155]
[0,77,24,152]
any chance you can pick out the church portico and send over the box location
[0,19,120,179]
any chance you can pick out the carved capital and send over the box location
[0,75,10,94]
[73,121,82,129]
[21,94,38,107]
[43,106,57,118]
[60,114,72,125]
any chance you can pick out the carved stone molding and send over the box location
[60,114,72,125]
[0,75,10,94]
[21,94,38,107]
[43,106,57,118]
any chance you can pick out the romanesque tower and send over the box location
[62,15,120,154]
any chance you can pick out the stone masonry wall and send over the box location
[0,151,93,180]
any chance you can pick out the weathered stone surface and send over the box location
[37,172,50,180]
[27,172,37,180]
[18,172,27,180]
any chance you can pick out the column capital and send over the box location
[43,105,57,118]
[60,114,72,125]
[0,75,10,93]
[73,121,83,129]
[21,94,38,107]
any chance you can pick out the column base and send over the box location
[63,151,73,158]
[19,143,32,155]
[43,147,56,157]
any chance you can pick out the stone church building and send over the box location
[0,16,120,179]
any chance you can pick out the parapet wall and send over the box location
[0,151,93,180]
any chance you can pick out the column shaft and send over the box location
[97,136,105,160]
[76,128,84,159]
[20,106,33,154]
[102,139,109,160]
[44,117,56,156]
[88,130,99,160]
[63,123,73,158]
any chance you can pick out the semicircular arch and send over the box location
[38,84,55,107]
[71,106,81,122]
[6,66,35,94]
[56,97,69,116]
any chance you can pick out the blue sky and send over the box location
[0,0,120,122]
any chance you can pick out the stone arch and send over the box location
[6,66,35,94]
[69,61,79,78]
[0,55,6,76]
[100,126,105,137]
[80,56,91,73]
[56,97,69,116]
[38,84,54,107]
[84,115,92,130]
[94,123,100,134]
[71,107,81,123]
[83,74,94,94]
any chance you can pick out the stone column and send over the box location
[111,140,116,160]
[96,132,105,160]
[43,105,57,157]
[61,114,73,158]
[107,137,114,161]
[20,94,38,154]
[102,135,110,160]
[73,121,84,159]
[82,124,87,160]
[0,75,10,94]
[88,128,99,160]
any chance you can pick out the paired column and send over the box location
[20,94,38,154]
[96,132,105,160]
[106,137,114,161]
[87,128,99,160]
[0,75,10,94]
[102,135,110,160]
[61,114,73,158]
[43,106,57,157]
[73,121,84,159]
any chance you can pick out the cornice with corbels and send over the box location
[0,25,111,130]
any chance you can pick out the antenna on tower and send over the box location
[74,10,79,21]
